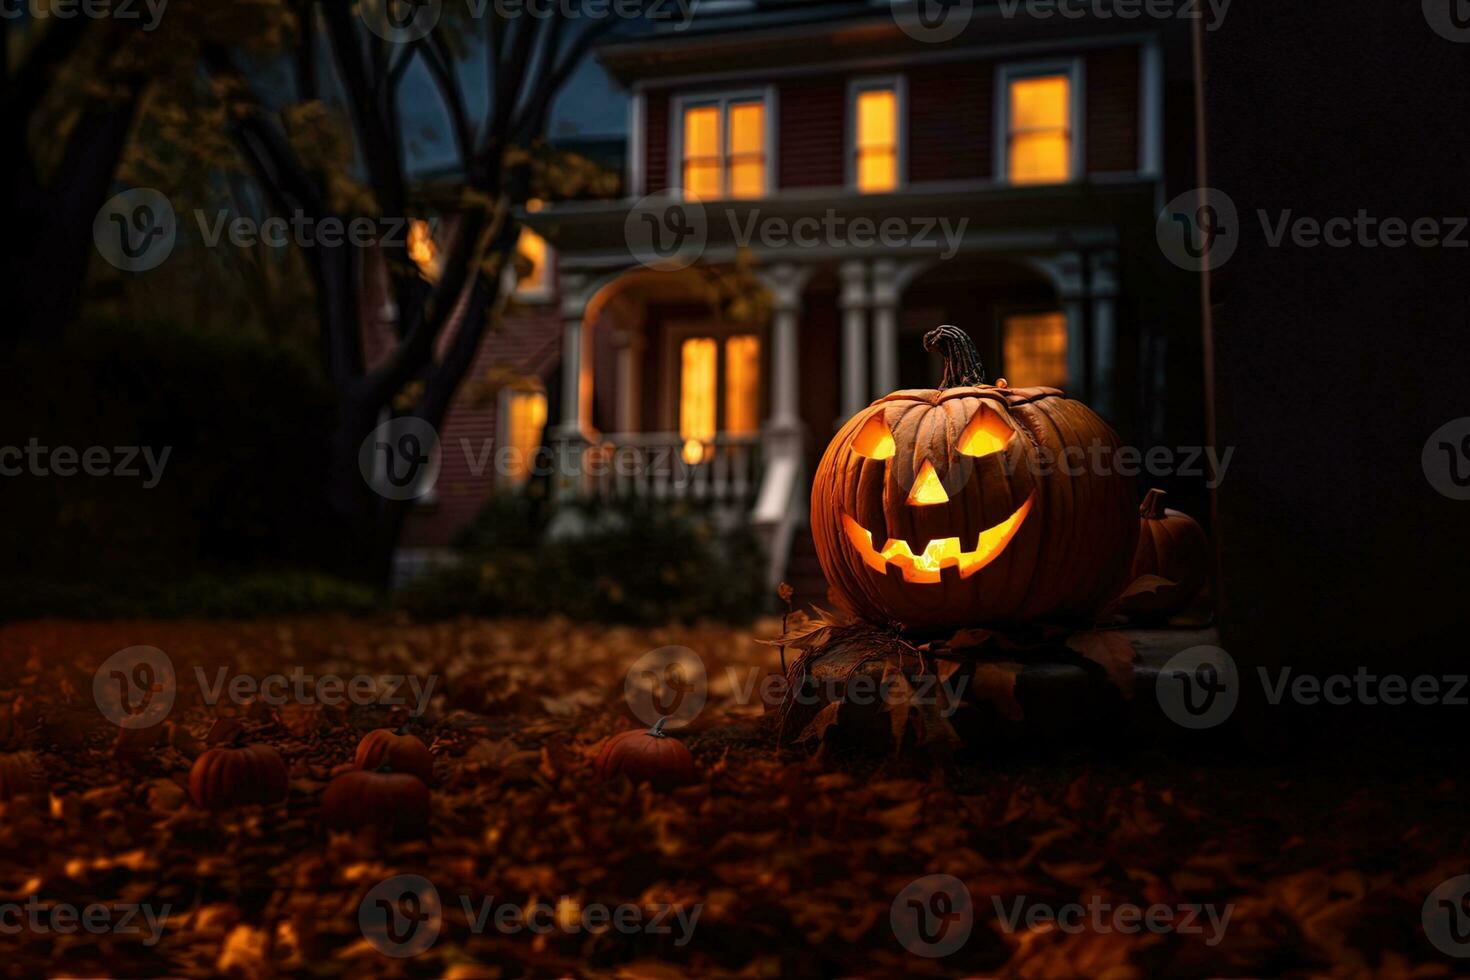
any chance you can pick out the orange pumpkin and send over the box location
[594,719,696,789]
[354,727,434,785]
[811,326,1137,630]
[0,751,45,801]
[188,742,289,810]
[1127,488,1211,616]
[321,768,430,839]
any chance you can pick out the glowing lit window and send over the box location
[501,386,548,486]
[514,226,550,297]
[854,87,898,193]
[1005,73,1072,184]
[678,333,762,463]
[408,219,440,279]
[680,97,766,200]
[1002,312,1068,388]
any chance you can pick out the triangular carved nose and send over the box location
[906,460,949,505]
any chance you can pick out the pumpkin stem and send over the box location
[923,325,987,388]
[1140,488,1166,520]
[648,717,670,738]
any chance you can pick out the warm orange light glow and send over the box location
[682,100,765,199]
[906,460,949,505]
[407,219,438,278]
[503,388,547,485]
[724,334,761,435]
[959,406,1015,457]
[841,493,1035,583]
[855,88,898,193]
[1008,74,1071,184]
[515,227,548,295]
[728,101,765,199]
[680,337,717,463]
[1003,312,1068,388]
[852,413,896,459]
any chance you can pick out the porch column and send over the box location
[839,259,870,419]
[870,258,899,398]
[611,328,641,434]
[1088,250,1120,421]
[757,262,812,458]
[553,273,593,499]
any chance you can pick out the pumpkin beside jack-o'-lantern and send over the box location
[1126,488,1211,617]
[811,326,1137,631]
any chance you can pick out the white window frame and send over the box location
[846,74,907,193]
[993,58,1086,186]
[668,87,778,200]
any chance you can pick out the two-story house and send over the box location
[394,0,1206,596]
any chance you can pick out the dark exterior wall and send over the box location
[778,76,846,189]
[908,60,994,183]
[645,90,670,194]
[1087,47,1141,172]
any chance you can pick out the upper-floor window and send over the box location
[998,62,1081,185]
[676,92,768,199]
[850,77,904,193]
[1002,311,1069,387]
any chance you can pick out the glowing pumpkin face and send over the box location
[810,326,1137,631]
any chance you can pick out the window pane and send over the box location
[856,89,896,150]
[724,335,761,435]
[857,150,897,194]
[680,338,718,463]
[515,227,547,294]
[1010,75,1070,131]
[729,101,764,155]
[504,389,548,484]
[729,158,765,198]
[1009,131,1070,184]
[684,162,722,200]
[1003,312,1068,388]
[684,106,721,158]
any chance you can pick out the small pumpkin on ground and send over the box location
[0,751,46,801]
[321,766,430,839]
[353,727,434,785]
[594,718,697,789]
[1124,488,1211,617]
[810,325,1137,631]
[188,741,289,810]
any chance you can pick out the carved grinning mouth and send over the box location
[840,492,1036,583]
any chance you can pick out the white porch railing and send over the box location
[583,432,764,505]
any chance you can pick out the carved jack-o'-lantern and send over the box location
[811,326,1137,631]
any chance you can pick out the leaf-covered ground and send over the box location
[0,617,1463,978]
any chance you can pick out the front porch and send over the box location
[531,184,1148,595]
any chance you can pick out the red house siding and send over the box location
[908,61,994,183]
[779,77,845,189]
[1086,47,1140,173]
[645,90,670,194]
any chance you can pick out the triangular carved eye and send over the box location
[853,413,895,459]
[959,406,1014,457]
